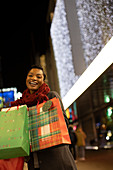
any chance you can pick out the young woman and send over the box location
[11,65,77,170]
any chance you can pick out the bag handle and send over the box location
[36,100,47,110]
[6,105,20,113]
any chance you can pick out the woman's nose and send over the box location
[32,75,37,80]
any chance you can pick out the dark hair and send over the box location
[68,126,73,131]
[27,64,46,80]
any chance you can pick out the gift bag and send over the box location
[0,157,24,170]
[0,105,30,159]
[28,97,71,151]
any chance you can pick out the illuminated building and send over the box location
[50,0,113,146]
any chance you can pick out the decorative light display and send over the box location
[50,0,79,98]
[75,0,113,67]
[51,0,113,98]
[62,37,113,110]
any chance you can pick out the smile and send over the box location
[29,82,38,85]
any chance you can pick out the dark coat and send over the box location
[68,127,77,145]
[28,91,77,170]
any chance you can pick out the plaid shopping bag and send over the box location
[28,97,71,152]
[0,105,30,159]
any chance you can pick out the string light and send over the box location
[50,0,78,98]
[51,0,113,99]
[75,0,113,67]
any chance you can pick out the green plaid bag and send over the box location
[0,105,30,159]
[28,97,71,152]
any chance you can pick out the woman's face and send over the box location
[26,68,44,94]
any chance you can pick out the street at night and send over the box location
[0,1,113,170]
[76,148,113,170]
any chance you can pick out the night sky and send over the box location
[0,2,50,93]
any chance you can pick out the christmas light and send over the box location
[62,37,113,109]
[50,0,78,98]
[75,0,113,67]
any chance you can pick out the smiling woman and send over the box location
[11,65,50,107]
[26,66,45,94]
[10,64,77,170]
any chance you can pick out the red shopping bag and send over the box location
[28,97,71,151]
[0,157,24,170]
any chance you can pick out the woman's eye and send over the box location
[37,76,41,79]
[28,74,33,77]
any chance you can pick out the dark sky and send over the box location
[0,2,50,93]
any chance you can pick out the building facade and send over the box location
[49,0,113,146]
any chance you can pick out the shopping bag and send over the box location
[0,157,24,170]
[0,105,30,159]
[28,97,71,151]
